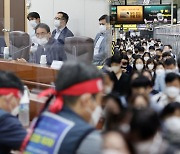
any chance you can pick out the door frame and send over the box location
[4,0,27,46]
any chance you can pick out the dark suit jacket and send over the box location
[29,38,67,65]
[52,27,74,45]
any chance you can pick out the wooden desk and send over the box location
[0,60,58,90]
[0,60,58,120]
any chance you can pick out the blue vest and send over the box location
[24,106,94,154]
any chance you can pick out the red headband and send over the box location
[39,78,103,113]
[0,88,21,98]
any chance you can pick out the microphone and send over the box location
[9,44,32,60]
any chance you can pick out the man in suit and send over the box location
[52,12,74,45]
[18,23,67,65]
[93,15,111,66]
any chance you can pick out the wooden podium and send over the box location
[0,60,58,120]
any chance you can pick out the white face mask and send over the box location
[144,57,149,62]
[165,86,180,98]
[165,69,177,74]
[150,51,155,56]
[90,106,102,126]
[99,25,106,33]
[11,106,19,116]
[148,64,154,70]
[54,19,61,28]
[30,20,38,29]
[111,66,120,74]
[104,86,113,94]
[37,37,48,46]
[127,55,132,59]
[136,64,144,71]
[164,116,180,133]
[156,69,165,75]
[102,149,123,154]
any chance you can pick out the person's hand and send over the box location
[17,58,27,63]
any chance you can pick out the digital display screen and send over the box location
[110,6,144,24]
[144,5,177,24]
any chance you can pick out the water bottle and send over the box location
[19,86,30,127]
[3,47,9,59]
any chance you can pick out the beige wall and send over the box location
[27,0,109,38]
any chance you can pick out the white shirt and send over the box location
[94,35,104,56]
[54,27,65,40]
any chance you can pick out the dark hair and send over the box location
[0,71,24,93]
[55,62,102,105]
[160,102,180,119]
[164,57,176,66]
[56,62,102,90]
[27,12,40,20]
[156,48,163,53]
[165,72,180,84]
[130,109,160,141]
[138,46,145,53]
[162,52,172,58]
[142,41,147,46]
[133,57,145,71]
[99,14,110,23]
[142,52,151,59]
[164,45,172,50]
[146,58,156,68]
[127,49,133,54]
[110,54,122,64]
[177,56,180,70]
[154,43,159,47]
[131,75,152,88]
[149,46,155,50]
[58,12,69,23]
[35,23,50,33]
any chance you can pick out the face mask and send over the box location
[54,19,61,28]
[165,69,176,74]
[148,64,154,70]
[104,86,112,94]
[37,37,48,46]
[156,69,165,75]
[99,25,106,33]
[102,149,122,154]
[90,106,102,126]
[163,116,180,143]
[144,57,149,61]
[136,64,144,71]
[111,66,120,74]
[165,86,180,98]
[30,20,38,29]
[150,51,155,56]
[135,140,153,154]
[11,106,19,116]
[127,55,132,59]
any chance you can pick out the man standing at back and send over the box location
[22,62,103,154]
[93,14,111,66]
[52,12,74,45]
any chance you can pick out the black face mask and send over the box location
[156,55,161,60]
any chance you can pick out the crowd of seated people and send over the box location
[0,19,180,154]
